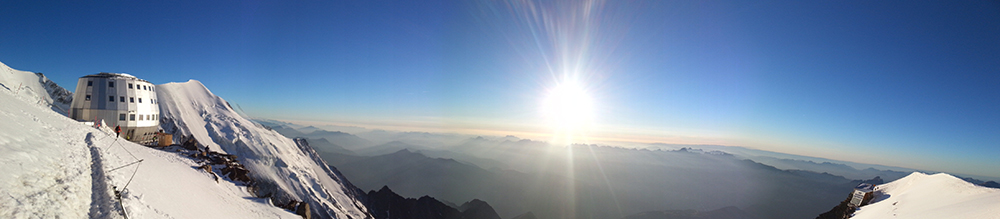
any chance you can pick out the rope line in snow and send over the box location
[107,159,144,173]
[94,129,145,219]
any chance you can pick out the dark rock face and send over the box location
[861,176,883,185]
[295,202,311,219]
[815,187,877,219]
[364,186,502,219]
[815,195,854,219]
[458,199,501,219]
[981,181,1000,189]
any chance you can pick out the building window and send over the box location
[143,85,147,90]
[85,95,91,101]
[120,96,125,102]
[109,96,115,102]
[119,114,126,121]
[128,83,133,89]
[109,82,114,87]
[129,114,135,121]
[87,81,93,86]
[130,97,134,103]
[138,98,142,103]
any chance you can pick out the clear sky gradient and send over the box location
[1,0,998,178]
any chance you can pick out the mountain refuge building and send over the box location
[849,183,875,207]
[69,73,160,143]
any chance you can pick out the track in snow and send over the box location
[87,133,121,218]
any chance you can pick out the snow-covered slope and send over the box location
[0,80,92,218]
[0,69,298,218]
[0,60,73,115]
[156,80,371,219]
[852,172,1000,219]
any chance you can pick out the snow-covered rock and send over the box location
[156,80,371,219]
[0,61,73,115]
[852,172,1000,219]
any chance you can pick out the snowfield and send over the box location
[852,172,1000,219]
[0,78,93,218]
[156,80,371,219]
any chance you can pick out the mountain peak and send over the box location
[851,172,1000,219]
[459,199,502,219]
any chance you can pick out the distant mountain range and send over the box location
[261,115,1000,219]
[751,156,911,181]
[624,206,754,219]
[310,143,876,218]
[366,185,501,219]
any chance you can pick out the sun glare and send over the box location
[542,81,594,143]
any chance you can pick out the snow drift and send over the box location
[852,172,1000,219]
[156,80,371,219]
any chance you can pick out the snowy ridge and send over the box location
[0,60,73,115]
[852,172,1000,219]
[156,80,371,219]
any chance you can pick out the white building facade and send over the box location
[69,73,160,143]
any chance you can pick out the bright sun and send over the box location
[542,81,595,135]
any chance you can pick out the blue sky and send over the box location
[1,0,998,178]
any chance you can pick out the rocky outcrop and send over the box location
[982,181,1000,189]
[458,199,501,219]
[364,186,502,219]
[815,186,877,219]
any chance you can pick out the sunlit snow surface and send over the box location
[852,172,1000,219]
[0,61,72,115]
[0,62,298,218]
[0,78,92,218]
[156,80,370,219]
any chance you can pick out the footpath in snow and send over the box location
[0,78,94,218]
